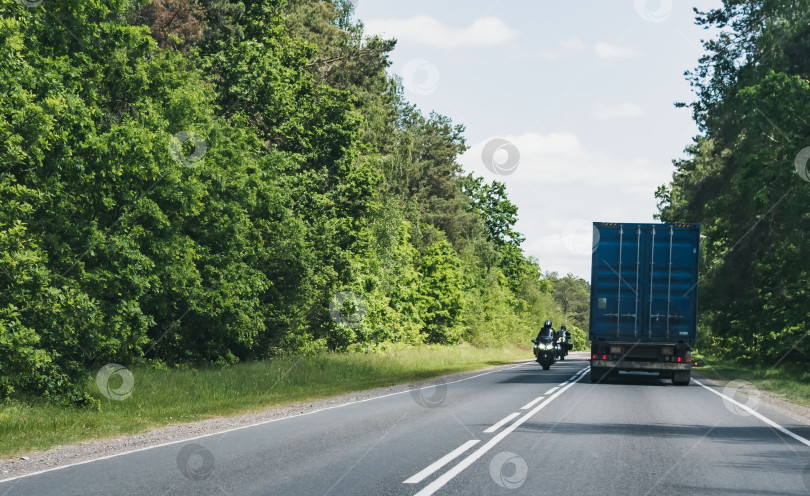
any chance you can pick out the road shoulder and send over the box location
[0,359,533,482]
[693,372,810,426]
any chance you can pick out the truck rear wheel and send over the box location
[590,367,604,383]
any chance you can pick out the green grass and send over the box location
[0,344,527,459]
[693,353,810,409]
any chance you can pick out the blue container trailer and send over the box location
[589,222,700,385]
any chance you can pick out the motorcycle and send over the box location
[531,336,557,370]
[556,327,573,360]
[556,330,570,360]
[556,342,567,360]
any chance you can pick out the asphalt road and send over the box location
[2,352,810,495]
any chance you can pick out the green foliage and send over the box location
[464,176,524,248]
[544,272,590,331]
[417,237,464,344]
[567,324,588,352]
[0,0,567,404]
[660,0,810,365]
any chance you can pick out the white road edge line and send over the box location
[0,362,533,484]
[558,382,568,387]
[544,386,559,395]
[483,412,521,434]
[403,440,480,484]
[520,396,544,410]
[694,379,810,448]
[413,370,587,496]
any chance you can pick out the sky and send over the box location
[353,0,722,281]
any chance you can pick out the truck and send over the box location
[588,222,700,385]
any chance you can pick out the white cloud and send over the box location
[594,41,641,60]
[460,133,672,279]
[594,103,646,119]
[539,38,585,60]
[463,133,666,188]
[364,16,519,49]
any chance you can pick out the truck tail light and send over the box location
[592,354,597,360]
[602,354,607,360]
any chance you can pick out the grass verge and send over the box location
[693,353,810,409]
[0,344,527,459]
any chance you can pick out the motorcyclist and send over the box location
[536,320,556,343]
[556,324,571,359]
[559,325,571,349]
[533,320,559,369]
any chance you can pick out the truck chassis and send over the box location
[589,340,692,385]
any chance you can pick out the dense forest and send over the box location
[656,0,810,364]
[0,0,583,404]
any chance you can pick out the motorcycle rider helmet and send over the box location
[560,325,567,331]
[544,320,552,328]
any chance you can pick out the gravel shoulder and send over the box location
[0,360,532,481]
[693,371,810,426]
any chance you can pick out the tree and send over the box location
[658,0,810,362]
[545,272,590,331]
[0,0,573,403]
[418,238,464,344]
[464,176,524,248]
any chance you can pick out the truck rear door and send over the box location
[590,223,700,343]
